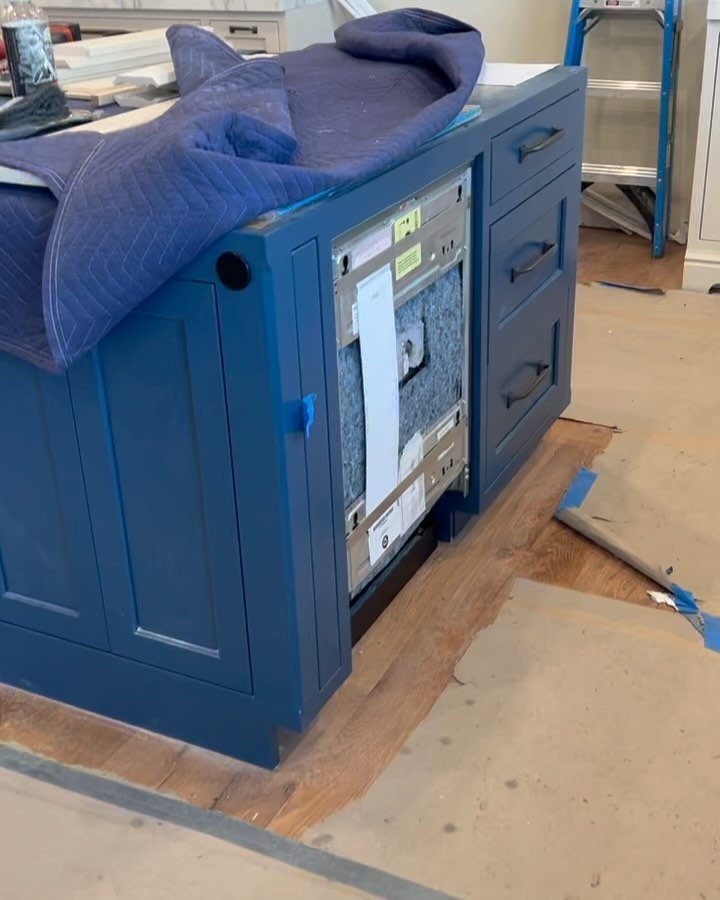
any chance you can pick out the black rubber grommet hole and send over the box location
[216,252,252,291]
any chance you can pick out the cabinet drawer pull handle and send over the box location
[506,362,551,409]
[229,24,260,34]
[511,241,557,282]
[519,127,565,162]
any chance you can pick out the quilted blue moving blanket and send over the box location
[0,10,484,371]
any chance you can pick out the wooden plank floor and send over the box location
[578,226,685,291]
[0,229,677,838]
[0,419,658,839]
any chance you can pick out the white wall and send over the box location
[351,0,708,234]
[365,0,570,61]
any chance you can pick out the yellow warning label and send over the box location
[395,243,422,281]
[393,208,422,243]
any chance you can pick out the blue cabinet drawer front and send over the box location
[0,356,109,648]
[486,281,570,485]
[71,282,253,692]
[491,91,580,204]
[490,170,573,326]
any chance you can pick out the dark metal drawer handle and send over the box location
[229,25,260,34]
[519,127,565,162]
[511,242,557,282]
[506,362,551,409]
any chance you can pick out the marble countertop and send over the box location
[41,0,324,12]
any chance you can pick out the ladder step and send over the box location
[582,163,657,188]
[579,0,665,12]
[587,79,661,99]
[568,0,679,256]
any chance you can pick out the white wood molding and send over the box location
[684,4,720,292]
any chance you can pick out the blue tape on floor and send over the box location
[557,468,598,512]
[671,584,700,615]
[703,614,720,652]
[670,584,720,653]
[554,471,720,655]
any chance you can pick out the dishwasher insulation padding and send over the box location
[338,264,464,511]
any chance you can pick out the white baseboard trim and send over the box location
[683,256,720,293]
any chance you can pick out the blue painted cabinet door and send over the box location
[0,355,109,648]
[69,281,252,692]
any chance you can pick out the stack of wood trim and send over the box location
[55,29,195,105]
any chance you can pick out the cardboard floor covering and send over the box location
[564,283,720,612]
[304,579,720,899]
[0,768,370,900]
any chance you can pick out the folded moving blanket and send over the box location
[0,10,484,371]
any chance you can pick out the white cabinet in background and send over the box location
[41,1,336,55]
[684,0,720,291]
[698,36,720,242]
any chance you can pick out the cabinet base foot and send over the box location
[0,620,281,769]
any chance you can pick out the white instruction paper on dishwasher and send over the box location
[357,264,400,515]
[368,502,403,566]
[399,431,426,529]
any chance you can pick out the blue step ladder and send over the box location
[565,0,682,258]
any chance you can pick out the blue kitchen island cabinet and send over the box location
[0,67,586,768]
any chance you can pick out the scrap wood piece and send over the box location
[555,468,716,646]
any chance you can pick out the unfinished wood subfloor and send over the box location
[578,227,685,290]
[0,420,655,838]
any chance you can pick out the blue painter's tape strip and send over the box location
[434,105,483,139]
[703,613,720,653]
[670,584,720,653]
[263,107,483,223]
[557,468,598,512]
[671,583,700,615]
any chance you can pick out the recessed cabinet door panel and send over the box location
[0,355,108,648]
[71,282,252,692]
